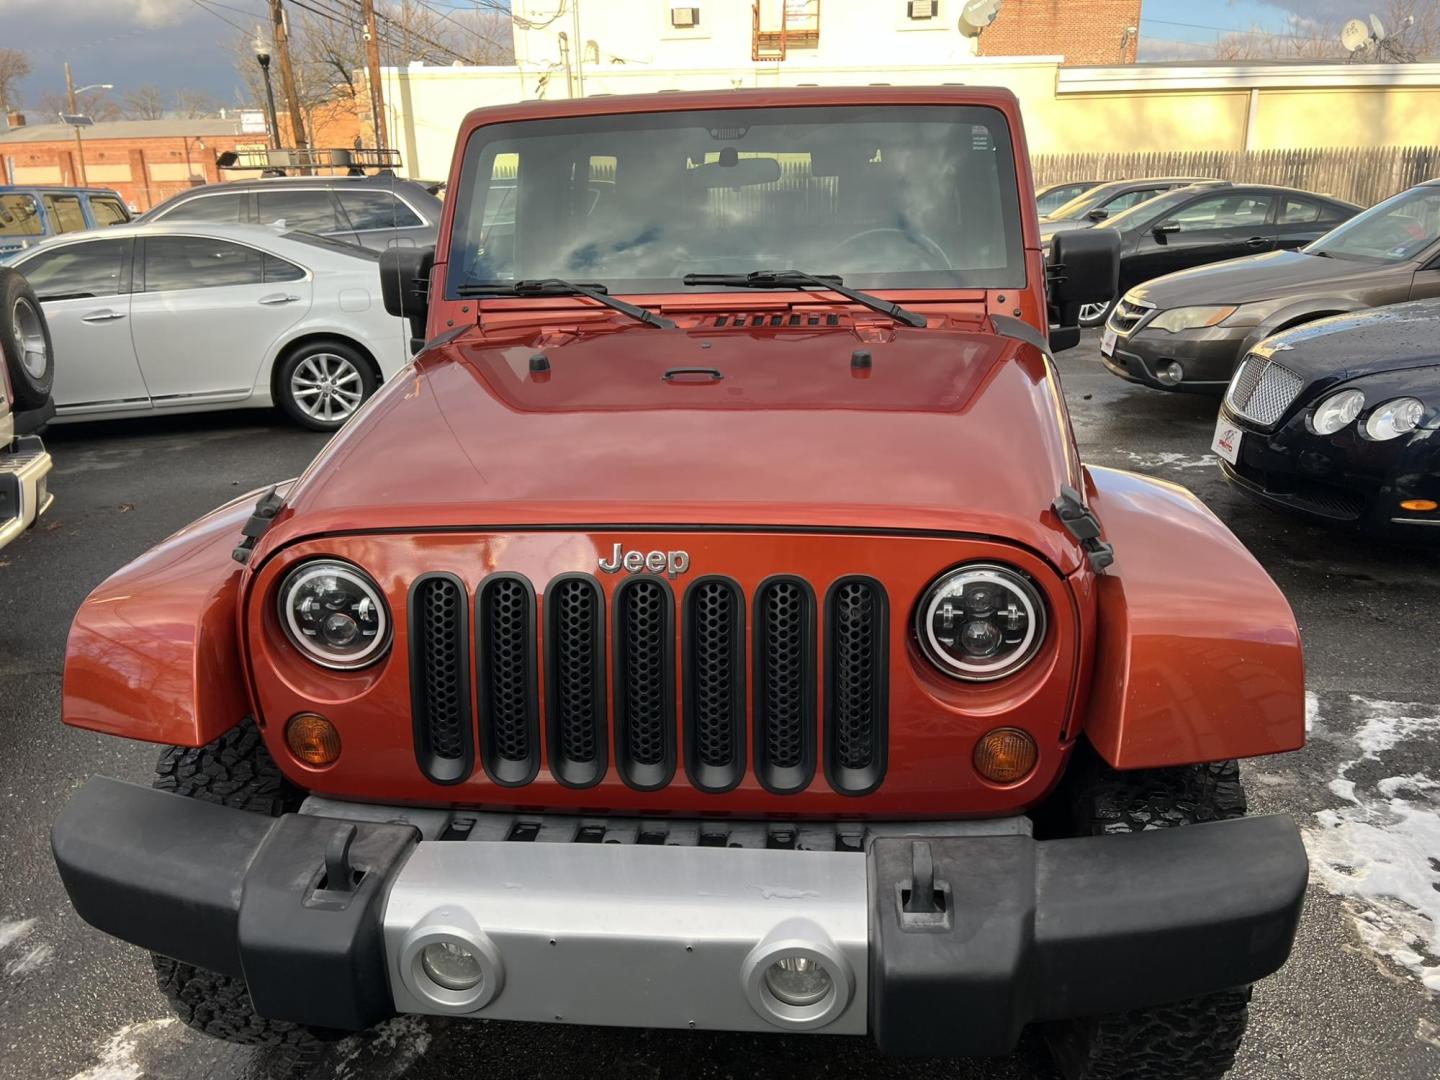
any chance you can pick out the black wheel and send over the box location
[1039,747,1252,1080]
[0,267,55,411]
[275,340,377,432]
[149,719,329,1074]
[1078,299,1115,329]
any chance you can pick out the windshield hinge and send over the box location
[232,485,286,565]
[1053,485,1114,572]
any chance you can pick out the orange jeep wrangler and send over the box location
[53,88,1307,1079]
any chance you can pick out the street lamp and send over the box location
[254,32,281,151]
[62,65,113,187]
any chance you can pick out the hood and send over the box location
[1260,298,1440,381]
[1129,249,1391,307]
[1039,219,1092,239]
[264,323,1085,573]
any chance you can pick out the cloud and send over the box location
[4,0,192,23]
[1137,35,1224,61]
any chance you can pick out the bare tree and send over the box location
[37,88,122,122]
[123,85,167,120]
[0,48,31,113]
[173,88,220,119]
[1213,0,1440,61]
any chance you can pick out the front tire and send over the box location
[149,719,328,1075]
[1040,749,1252,1080]
[275,341,377,432]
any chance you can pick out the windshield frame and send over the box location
[1304,184,1440,265]
[444,103,1026,300]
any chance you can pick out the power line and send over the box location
[186,0,254,34]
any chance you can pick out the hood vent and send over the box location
[706,312,845,329]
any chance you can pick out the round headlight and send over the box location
[915,564,1046,681]
[278,560,391,669]
[1364,397,1425,441]
[1310,389,1365,435]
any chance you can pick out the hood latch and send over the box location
[232,485,286,565]
[1053,485,1115,572]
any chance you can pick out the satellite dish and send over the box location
[1370,13,1388,40]
[1341,18,1370,51]
[958,0,1001,38]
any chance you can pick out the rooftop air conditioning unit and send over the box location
[907,1,938,19]
[671,6,700,28]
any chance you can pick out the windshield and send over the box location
[447,105,1024,297]
[1307,185,1440,262]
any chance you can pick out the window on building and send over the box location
[670,7,699,28]
[906,1,938,19]
[336,189,424,232]
[256,188,343,233]
[21,238,130,300]
[88,196,130,226]
[143,236,267,292]
[754,0,820,59]
[0,194,43,236]
[155,191,245,224]
[44,194,87,234]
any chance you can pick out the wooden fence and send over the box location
[1031,146,1440,208]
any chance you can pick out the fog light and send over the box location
[1400,499,1438,512]
[974,727,1038,784]
[764,956,833,1007]
[1156,360,1183,386]
[421,941,485,991]
[285,713,341,767]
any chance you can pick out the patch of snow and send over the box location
[67,1019,178,1080]
[331,1016,433,1080]
[1302,695,1440,994]
[0,918,36,951]
[1305,690,1320,733]
[4,942,52,976]
[1120,450,1218,471]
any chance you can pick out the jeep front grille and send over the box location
[1227,353,1305,429]
[407,572,888,795]
[408,574,474,784]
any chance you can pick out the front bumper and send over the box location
[0,433,54,551]
[53,777,1307,1057]
[1101,324,1250,394]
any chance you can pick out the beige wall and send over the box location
[380,58,1440,180]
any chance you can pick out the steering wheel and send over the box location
[830,228,953,271]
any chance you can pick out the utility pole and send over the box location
[64,61,87,186]
[360,0,388,150]
[267,0,308,150]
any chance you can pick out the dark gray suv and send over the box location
[138,175,441,252]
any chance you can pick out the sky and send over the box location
[0,0,1405,111]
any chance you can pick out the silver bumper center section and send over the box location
[383,840,870,1034]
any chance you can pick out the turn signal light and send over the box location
[973,727,1038,784]
[286,713,341,767]
[1400,499,1438,512]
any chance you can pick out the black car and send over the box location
[1038,177,1223,244]
[1213,300,1440,540]
[138,174,441,252]
[1036,179,1103,217]
[1087,184,1360,327]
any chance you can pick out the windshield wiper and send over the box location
[681,270,927,328]
[455,278,675,329]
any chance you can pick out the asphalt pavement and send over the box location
[2,330,1438,1079]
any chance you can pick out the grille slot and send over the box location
[1106,297,1152,335]
[475,574,539,786]
[753,577,817,794]
[824,577,888,795]
[613,578,676,790]
[408,573,473,784]
[683,578,745,792]
[544,575,607,788]
[1227,353,1305,428]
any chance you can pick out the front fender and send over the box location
[1243,300,1360,355]
[62,484,291,746]
[1081,466,1304,768]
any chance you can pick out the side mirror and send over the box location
[379,245,435,352]
[1153,222,1182,237]
[1046,228,1120,351]
[1086,207,1109,222]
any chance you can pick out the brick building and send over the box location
[977,0,1142,66]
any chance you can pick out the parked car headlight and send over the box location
[279,560,392,669]
[1365,397,1425,441]
[915,564,1046,681]
[1309,389,1365,435]
[1147,306,1238,333]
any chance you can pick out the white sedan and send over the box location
[7,223,411,430]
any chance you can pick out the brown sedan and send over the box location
[1100,179,1440,394]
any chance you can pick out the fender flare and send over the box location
[1241,299,1363,356]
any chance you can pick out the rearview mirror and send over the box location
[688,155,782,189]
[379,245,435,353]
[1046,228,1120,350]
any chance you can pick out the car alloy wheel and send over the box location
[1078,301,1113,327]
[11,296,48,381]
[290,352,365,424]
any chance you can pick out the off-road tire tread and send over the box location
[0,267,55,411]
[149,718,323,1070]
[1043,750,1252,1080]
